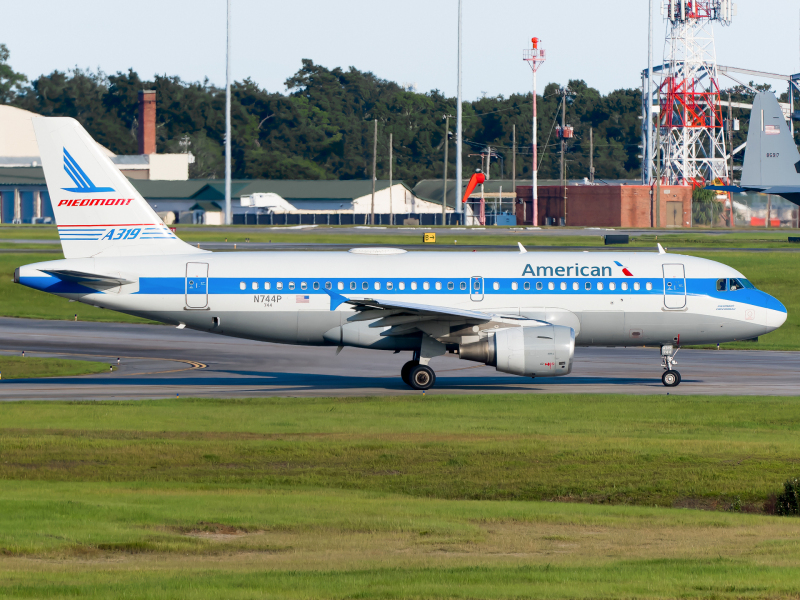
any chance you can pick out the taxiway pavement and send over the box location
[0,317,796,400]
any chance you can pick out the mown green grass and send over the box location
[3,394,800,598]
[0,355,109,379]
[3,394,799,507]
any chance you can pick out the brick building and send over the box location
[515,184,692,228]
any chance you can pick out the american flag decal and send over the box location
[296,295,310,303]
[765,125,780,135]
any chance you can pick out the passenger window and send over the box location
[325,282,332,290]
[524,282,530,291]
[387,282,393,290]
[313,282,320,290]
[473,280,480,290]
[572,282,579,291]
[265,282,271,290]
[362,282,368,290]
[288,282,295,290]
[252,282,258,290]
[621,282,628,291]
[645,282,652,291]
[301,282,308,290]
[511,282,518,291]
[411,282,417,290]
[399,282,406,290]
[374,282,381,290]
[423,282,430,290]
[633,282,641,291]
[716,278,727,291]
[276,282,283,291]
[239,282,245,290]
[447,282,454,290]
[493,282,500,290]
[585,282,591,290]
[548,282,554,290]
[460,281,467,291]
[536,282,543,290]
[350,282,356,290]
[560,282,567,291]
[435,282,442,290]
[337,282,344,290]
[609,282,616,291]
[597,282,604,291]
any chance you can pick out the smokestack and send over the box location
[137,90,156,155]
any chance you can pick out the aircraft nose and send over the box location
[766,294,787,330]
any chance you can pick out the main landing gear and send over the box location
[401,351,437,390]
[661,345,681,387]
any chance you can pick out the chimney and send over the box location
[137,90,156,155]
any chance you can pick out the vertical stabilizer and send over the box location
[32,117,204,259]
[741,93,800,188]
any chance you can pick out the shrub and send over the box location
[776,478,800,516]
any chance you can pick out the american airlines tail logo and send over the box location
[614,261,634,276]
[62,148,115,193]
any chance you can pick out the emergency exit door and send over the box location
[662,263,686,309]
[185,262,209,309]
[470,276,484,301]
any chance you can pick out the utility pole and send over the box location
[589,128,594,183]
[224,0,232,225]
[442,115,453,226]
[389,132,393,226]
[370,119,377,225]
[728,93,734,228]
[561,88,567,225]
[646,0,653,185]
[512,124,517,223]
[455,0,463,223]
[656,107,661,228]
[523,37,545,226]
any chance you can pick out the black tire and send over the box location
[408,364,436,390]
[401,361,418,386]
[662,370,680,387]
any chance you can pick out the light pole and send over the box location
[224,0,232,225]
[523,37,545,226]
[442,114,454,226]
[455,0,463,223]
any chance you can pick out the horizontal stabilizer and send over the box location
[42,269,135,287]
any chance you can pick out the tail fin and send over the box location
[741,92,800,189]
[32,117,204,259]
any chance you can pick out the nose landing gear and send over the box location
[661,345,681,387]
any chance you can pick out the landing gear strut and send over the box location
[661,345,681,387]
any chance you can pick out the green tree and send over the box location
[0,44,28,103]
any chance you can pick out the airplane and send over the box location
[706,91,800,205]
[14,117,787,390]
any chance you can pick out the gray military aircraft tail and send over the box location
[706,91,800,206]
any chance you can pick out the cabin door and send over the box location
[185,262,209,309]
[470,276,484,302]
[662,264,686,309]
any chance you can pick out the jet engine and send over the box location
[458,324,574,377]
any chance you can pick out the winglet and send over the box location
[324,289,349,311]
[517,242,527,254]
[657,243,666,254]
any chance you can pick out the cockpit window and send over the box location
[716,278,727,291]
[729,279,744,291]
[738,278,756,289]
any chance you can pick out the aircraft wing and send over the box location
[327,291,530,340]
[704,185,744,193]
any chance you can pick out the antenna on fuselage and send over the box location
[657,243,666,254]
[518,242,528,254]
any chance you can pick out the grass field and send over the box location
[3,393,800,598]
[0,355,109,379]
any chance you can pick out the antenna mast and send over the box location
[523,37,546,226]
[656,0,733,187]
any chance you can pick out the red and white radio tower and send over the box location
[655,0,733,187]
[524,37,546,225]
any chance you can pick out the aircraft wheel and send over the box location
[408,364,436,391]
[662,370,681,387]
[401,361,418,386]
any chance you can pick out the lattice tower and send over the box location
[656,0,733,186]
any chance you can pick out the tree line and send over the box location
[0,44,790,185]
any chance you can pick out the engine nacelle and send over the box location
[459,325,574,377]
